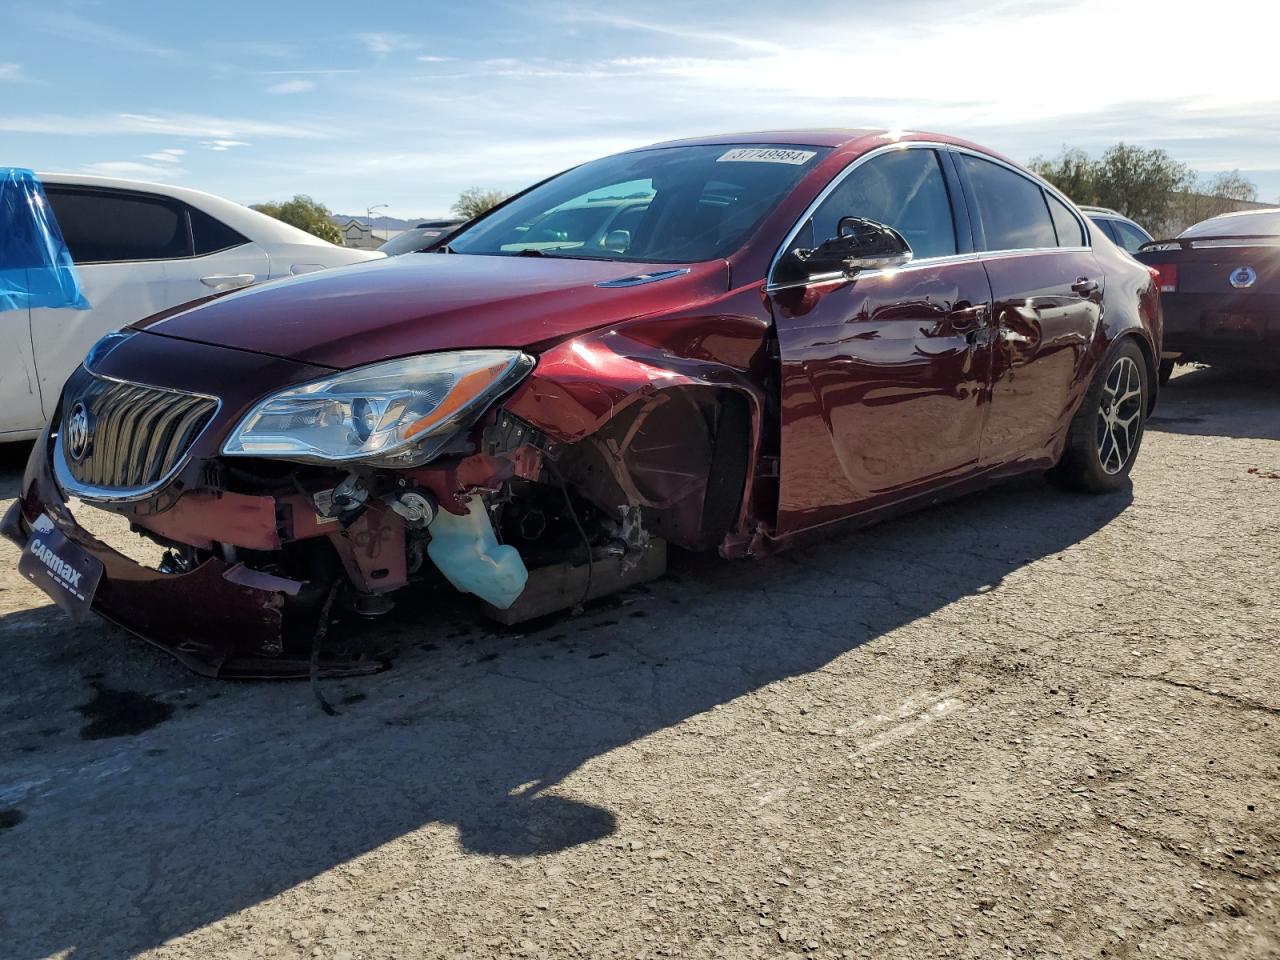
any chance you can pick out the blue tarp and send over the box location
[0,167,90,313]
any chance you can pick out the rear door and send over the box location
[769,144,995,534]
[955,154,1102,467]
[164,202,268,302]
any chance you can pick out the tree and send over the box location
[1203,170,1257,203]
[1027,142,1251,236]
[1178,169,1261,226]
[451,187,510,220]
[251,195,343,245]
[1091,143,1193,231]
[1029,147,1098,206]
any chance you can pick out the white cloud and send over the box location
[80,160,183,181]
[201,139,251,152]
[33,12,175,58]
[0,62,20,81]
[259,69,359,75]
[558,9,785,55]
[142,148,187,163]
[214,40,296,58]
[266,79,316,95]
[0,113,327,139]
[355,32,419,55]
[416,55,453,63]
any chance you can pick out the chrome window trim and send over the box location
[949,145,1093,251]
[766,141,956,292]
[767,251,983,292]
[53,372,222,504]
[764,140,1098,293]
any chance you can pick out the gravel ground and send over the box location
[0,364,1277,960]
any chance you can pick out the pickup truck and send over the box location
[1136,208,1280,381]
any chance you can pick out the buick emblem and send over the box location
[66,402,91,462]
[1230,265,1257,289]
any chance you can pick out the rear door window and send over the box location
[805,148,958,260]
[960,155,1057,251]
[44,187,192,264]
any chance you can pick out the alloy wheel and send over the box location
[1095,355,1144,475]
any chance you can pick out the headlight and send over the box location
[84,330,136,372]
[221,350,534,466]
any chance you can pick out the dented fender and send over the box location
[504,299,775,555]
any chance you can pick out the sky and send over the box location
[2,0,1278,218]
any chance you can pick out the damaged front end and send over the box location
[7,322,765,678]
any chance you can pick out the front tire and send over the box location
[1050,339,1149,493]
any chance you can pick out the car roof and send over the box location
[35,171,342,249]
[637,128,1004,154]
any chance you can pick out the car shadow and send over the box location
[0,439,34,492]
[0,473,1133,959]
[1148,365,1279,441]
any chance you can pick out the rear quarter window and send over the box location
[1047,194,1085,247]
[189,206,248,255]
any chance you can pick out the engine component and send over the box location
[389,489,436,526]
[426,495,528,609]
[314,474,369,518]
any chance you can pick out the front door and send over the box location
[770,146,994,535]
[954,154,1102,466]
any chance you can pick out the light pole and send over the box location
[366,204,389,245]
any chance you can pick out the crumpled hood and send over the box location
[137,253,729,369]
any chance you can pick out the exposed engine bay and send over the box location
[11,364,757,678]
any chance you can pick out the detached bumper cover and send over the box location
[3,433,377,679]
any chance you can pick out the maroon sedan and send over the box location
[6,130,1162,677]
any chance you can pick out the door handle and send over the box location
[200,273,256,290]
[1071,276,1099,297]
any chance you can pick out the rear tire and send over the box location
[1158,357,1175,385]
[1050,339,1149,493]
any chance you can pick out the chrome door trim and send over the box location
[765,140,1095,293]
[949,144,1093,249]
[766,141,953,292]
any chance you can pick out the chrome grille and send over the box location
[60,373,218,493]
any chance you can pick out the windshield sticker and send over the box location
[717,148,817,165]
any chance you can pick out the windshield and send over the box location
[379,226,459,256]
[447,144,830,263]
[1180,210,1280,239]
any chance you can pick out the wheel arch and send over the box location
[503,327,770,553]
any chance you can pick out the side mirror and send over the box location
[782,217,913,283]
[603,228,631,252]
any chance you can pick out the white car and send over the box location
[1,174,382,439]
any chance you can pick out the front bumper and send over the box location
[4,431,381,679]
